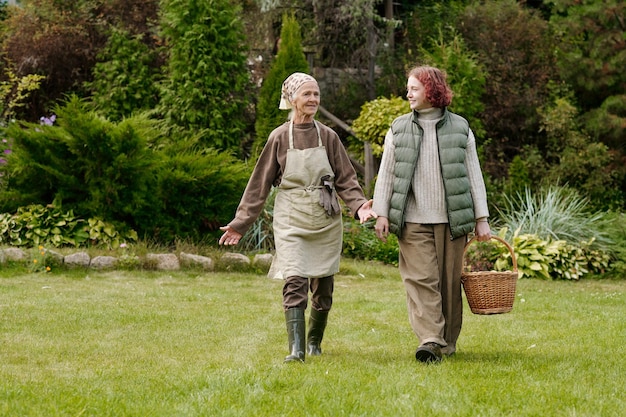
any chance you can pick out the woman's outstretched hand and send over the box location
[219,225,242,246]
[358,199,378,224]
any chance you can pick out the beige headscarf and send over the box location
[279,72,318,110]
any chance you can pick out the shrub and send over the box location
[0,68,46,124]
[342,215,399,266]
[595,211,626,279]
[490,229,611,280]
[0,96,161,229]
[480,185,616,279]
[349,96,408,161]
[148,139,251,243]
[0,204,136,249]
[1,96,251,244]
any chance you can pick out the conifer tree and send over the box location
[87,28,160,122]
[158,0,251,152]
[253,13,309,156]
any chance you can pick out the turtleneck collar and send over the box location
[415,107,444,121]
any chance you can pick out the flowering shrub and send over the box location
[29,245,52,273]
[39,114,56,126]
[117,242,140,269]
[0,137,10,164]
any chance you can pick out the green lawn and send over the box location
[1,259,624,416]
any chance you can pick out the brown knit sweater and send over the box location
[228,121,368,235]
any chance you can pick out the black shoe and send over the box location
[415,342,443,363]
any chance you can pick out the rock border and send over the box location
[0,247,275,273]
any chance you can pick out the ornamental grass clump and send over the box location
[484,185,614,279]
[496,185,612,251]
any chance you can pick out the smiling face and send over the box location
[406,76,432,111]
[290,81,320,123]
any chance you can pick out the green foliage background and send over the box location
[0,97,250,244]
[252,13,310,157]
[158,0,252,153]
[86,27,161,122]
[0,0,624,275]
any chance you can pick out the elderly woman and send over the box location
[220,72,376,363]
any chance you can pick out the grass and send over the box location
[1,259,624,416]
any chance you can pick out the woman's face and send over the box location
[406,76,432,111]
[291,81,320,119]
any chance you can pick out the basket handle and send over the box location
[463,235,518,272]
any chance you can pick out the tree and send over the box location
[0,0,106,119]
[457,0,559,173]
[420,29,486,139]
[0,0,161,121]
[548,0,626,153]
[158,0,252,153]
[86,27,161,122]
[548,0,626,111]
[253,13,309,156]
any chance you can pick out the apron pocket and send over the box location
[288,190,334,230]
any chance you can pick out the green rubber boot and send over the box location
[284,308,305,363]
[306,309,329,356]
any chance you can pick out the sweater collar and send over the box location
[415,107,444,121]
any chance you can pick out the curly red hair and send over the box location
[407,66,453,108]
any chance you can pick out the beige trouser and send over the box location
[398,223,466,353]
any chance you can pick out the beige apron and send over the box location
[268,120,342,279]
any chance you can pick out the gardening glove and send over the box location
[319,175,341,216]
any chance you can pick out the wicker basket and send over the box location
[461,236,518,315]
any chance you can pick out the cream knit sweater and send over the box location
[372,107,489,224]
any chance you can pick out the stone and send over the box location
[253,253,274,270]
[46,249,65,266]
[3,247,28,261]
[90,256,118,270]
[180,252,214,271]
[221,252,250,266]
[146,253,180,270]
[64,252,91,268]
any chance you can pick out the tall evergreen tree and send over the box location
[253,13,309,156]
[86,27,161,122]
[158,0,251,152]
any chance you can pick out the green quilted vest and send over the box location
[388,109,475,239]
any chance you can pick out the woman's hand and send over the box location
[357,199,378,224]
[374,217,389,243]
[475,221,491,242]
[219,225,243,246]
